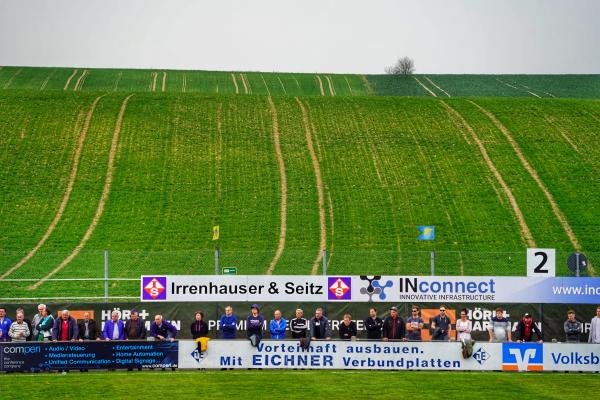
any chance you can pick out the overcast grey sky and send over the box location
[1,0,599,74]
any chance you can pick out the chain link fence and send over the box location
[0,249,597,301]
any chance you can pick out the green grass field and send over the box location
[2,66,600,97]
[0,370,596,399]
[1,89,599,299]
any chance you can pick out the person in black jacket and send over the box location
[190,311,209,339]
[77,312,101,341]
[125,310,147,340]
[364,307,383,340]
[382,306,405,341]
[339,314,357,340]
[290,309,308,339]
[309,308,331,340]
[515,313,543,343]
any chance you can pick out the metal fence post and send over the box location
[322,249,327,276]
[430,250,435,276]
[104,249,109,302]
[215,246,220,275]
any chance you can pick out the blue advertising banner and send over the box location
[0,341,178,372]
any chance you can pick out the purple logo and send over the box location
[328,277,351,300]
[142,276,167,300]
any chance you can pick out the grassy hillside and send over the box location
[0,90,599,298]
[1,66,600,98]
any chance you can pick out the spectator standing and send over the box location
[269,310,287,339]
[15,308,33,341]
[516,313,543,343]
[8,312,30,342]
[588,306,600,344]
[150,315,177,342]
[432,305,453,341]
[78,312,100,341]
[364,307,383,340]
[382,306,405,341]
[406,306,424,341]
[310,308,332,340]
[52,310,79,342]
[247,304,265,345]
[103,311,125,341]
[125,310,147,340]
[564,310,582,343]
[36,308,54,342]
[455,309,472,341]
[339,314,357,340]
[219,306,237,339]
[0,307,12,342]
[190,311,209,339]
[488,307,511,342]
[290,309,308,339]
[31,304,46,339]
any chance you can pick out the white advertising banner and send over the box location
[177,340,600,372]
[141,275,600,304]
[178,340,502,370]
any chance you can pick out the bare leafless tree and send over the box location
[385,56,415,75]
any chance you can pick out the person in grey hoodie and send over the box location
[588,306,600,344]
[564,309,582,342]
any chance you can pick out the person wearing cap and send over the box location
[382,306,405,341]
[515,312,543,343]
[431,305,453,341]
[125,309,147,340]
[309,308,331,340]
[247,304,265,344]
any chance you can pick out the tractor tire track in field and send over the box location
[543,115,579,152]
[277,77,287,94]
[3,68,22,89]
[496,78,540,98]
[441,100,536,248]
[74,69,89,91]
[344,77,353,95]
[40,71,55,91]
[113,72,122,91]
[162,72,167,93]
[295,98,327,275]
[361,75,374,95]
[63,69,78,91]
[150,72,158,92]
[266,96,287,275]
[30,95,134,289]
[260,74,271,95]
[231,73,239,94]
[325,76,336,96]
[424,76,451,97]
[413,77,437,97]
[316,75,325,96]
[240,74,247,93]
[0,95,106,280]
[471,101,590,271]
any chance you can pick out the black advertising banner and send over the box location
[1,302,596,342]
[0,341,178,372]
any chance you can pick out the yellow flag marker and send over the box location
[212,225,220,241]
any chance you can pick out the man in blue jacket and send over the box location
[0,307,12,342]
[150,315,177,342]
[103,311,126,340]
[269,310,287,339]
[219,306,237,339]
